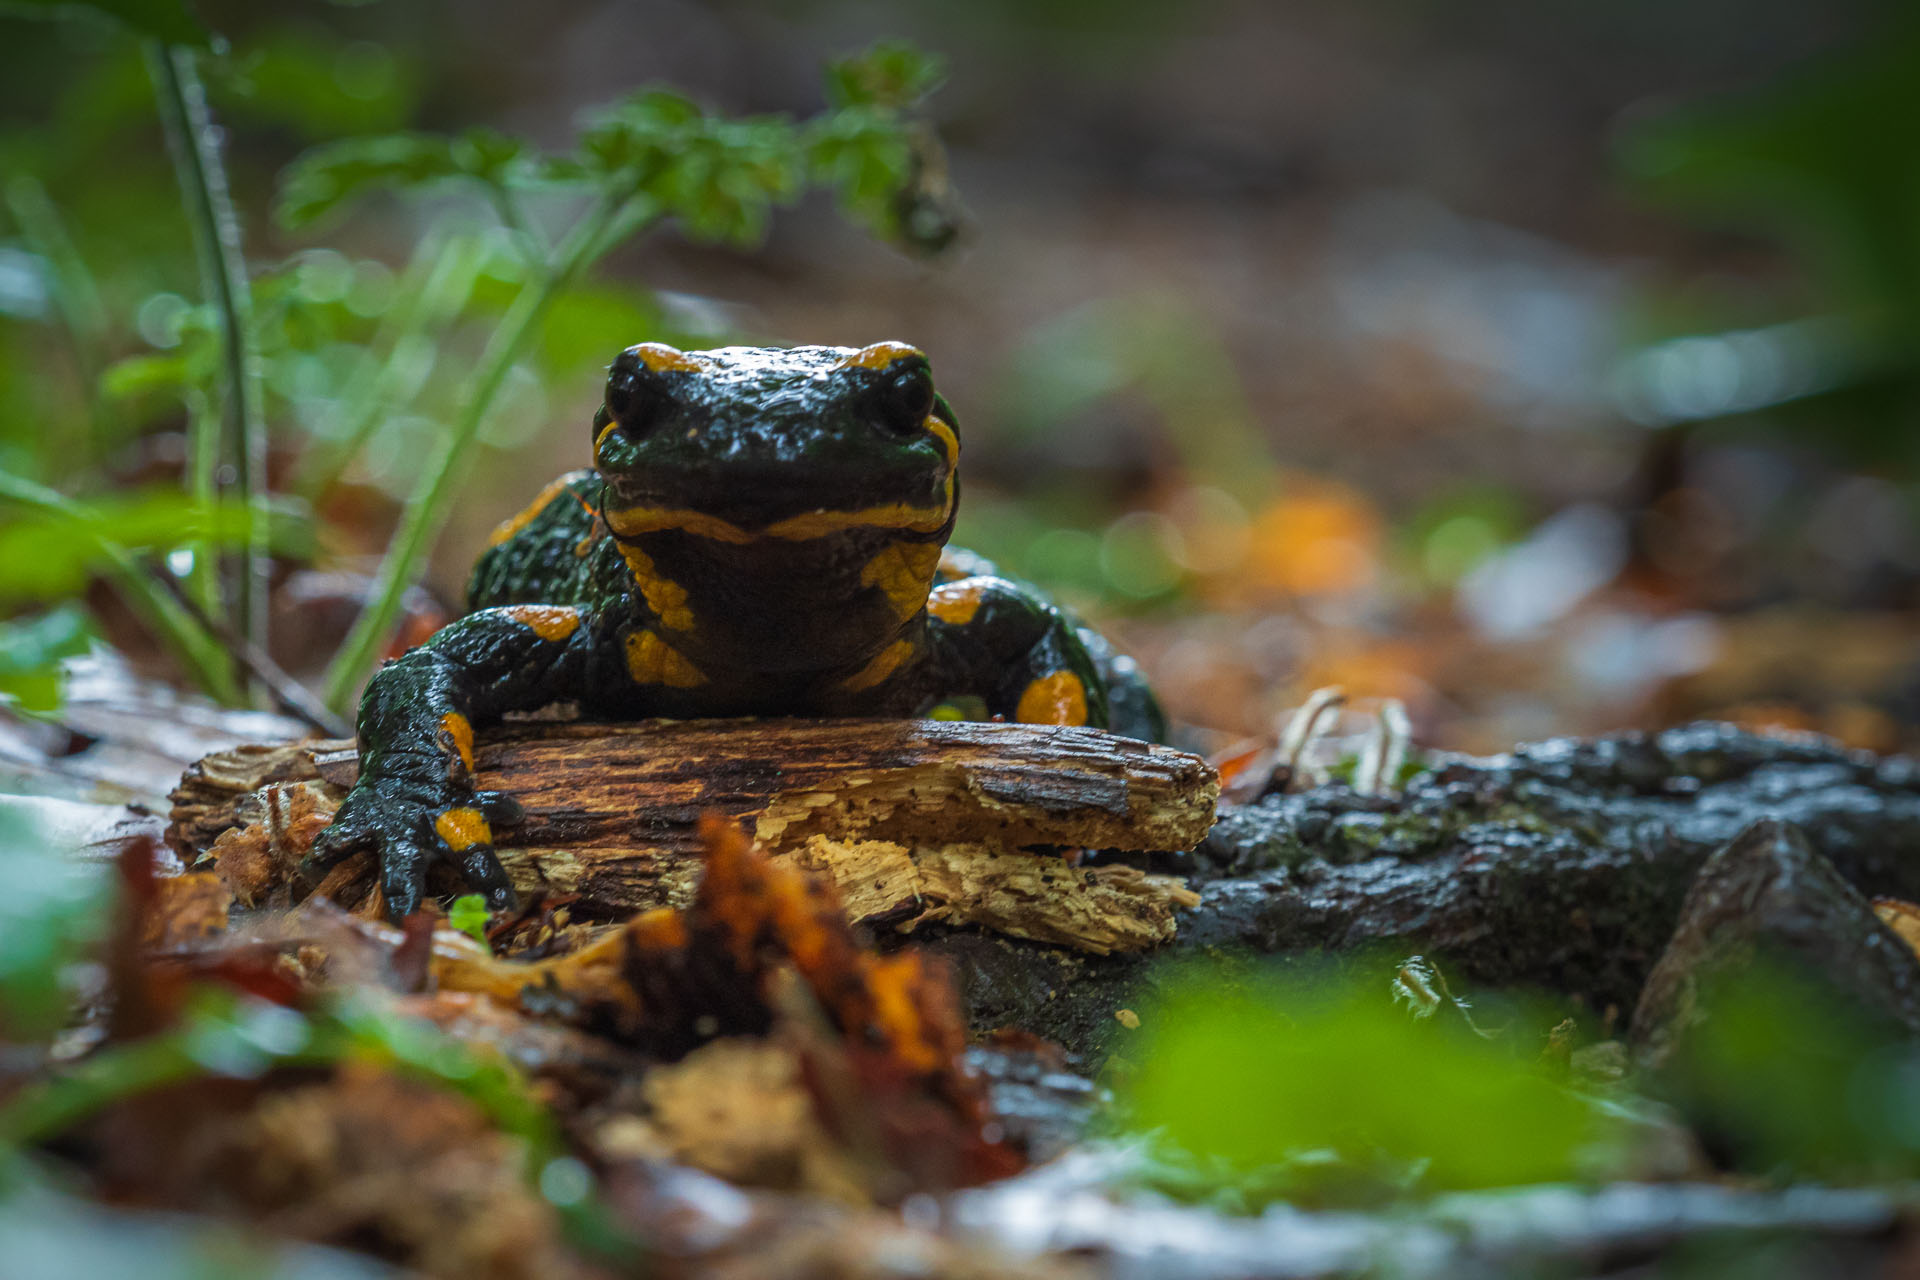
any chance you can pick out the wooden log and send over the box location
[170,718,1217,955]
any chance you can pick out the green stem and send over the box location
[3,175,110,456]
[182,386,222,622]
[0,473,239,703]
[290,229,485,503]
[320,197,630,714]
[147,43,270,696]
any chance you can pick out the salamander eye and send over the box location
[603,351,672,437]
[870,359,935,436]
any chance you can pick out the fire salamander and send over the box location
[308,341,1165,917]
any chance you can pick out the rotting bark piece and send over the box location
[165,738,338,857]
[170,719,1217,949]
[782,838,1199,955]
[1631,818,1920,1073]
[476,718,1216,861]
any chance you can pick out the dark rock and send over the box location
[1626,819,1920,1176]
[1632,818,1920,1071]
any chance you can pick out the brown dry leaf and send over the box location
[617,1036,870,1200]
[179,1061,588,1280]
[139,871,232,950]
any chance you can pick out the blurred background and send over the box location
[4,0,1920,757]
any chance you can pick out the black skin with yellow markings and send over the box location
[308,342,1165,918]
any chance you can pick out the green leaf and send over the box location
[805,106,913,237]
[576,92,807,247]
[448,894,491,950]
[0,605,92,714]
[0,487,313,607]
[1120,963,1620,1198]
[823,41,947,111]
[0,795,116,1040]
[0,0,210,48]
[275,133,463,229]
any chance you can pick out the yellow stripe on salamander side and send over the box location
[615,543,695,631]
[860,542,943,622]
[487,475,585,547]
[925,414,959,468]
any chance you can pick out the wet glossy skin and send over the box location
[307,341,1165,918]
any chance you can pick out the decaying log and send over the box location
[927,723,1920,1061]
[169,718,1216,956]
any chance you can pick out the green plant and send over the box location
[295,47,950,713]
[1,0,952,719]
[1113,959,1623,1206]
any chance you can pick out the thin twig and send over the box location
[152,570,350,737]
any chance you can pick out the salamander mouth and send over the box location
[601,467,955,544]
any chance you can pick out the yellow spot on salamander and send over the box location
[629,342,709,373]
[434,806,491,852]
[928,579,990,626]
[624,629,705,687]
[859,542,942,621]
[835,341,924,371]
[439,712,475,773]
[616,543,694,631]
[487,475,578,547]
[504,604,581,643]
[837,638,916,693]
[1016,670,1088,727]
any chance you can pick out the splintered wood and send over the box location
[169,718,1216,955]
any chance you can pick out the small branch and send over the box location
[152,570,350,737]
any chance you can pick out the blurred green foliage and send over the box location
[1116,961,1620,1204]
[1650,954,1920,1180]
[1616,18,1920,469]
[1116,948,1920,1212]
[0,799,114,1040]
